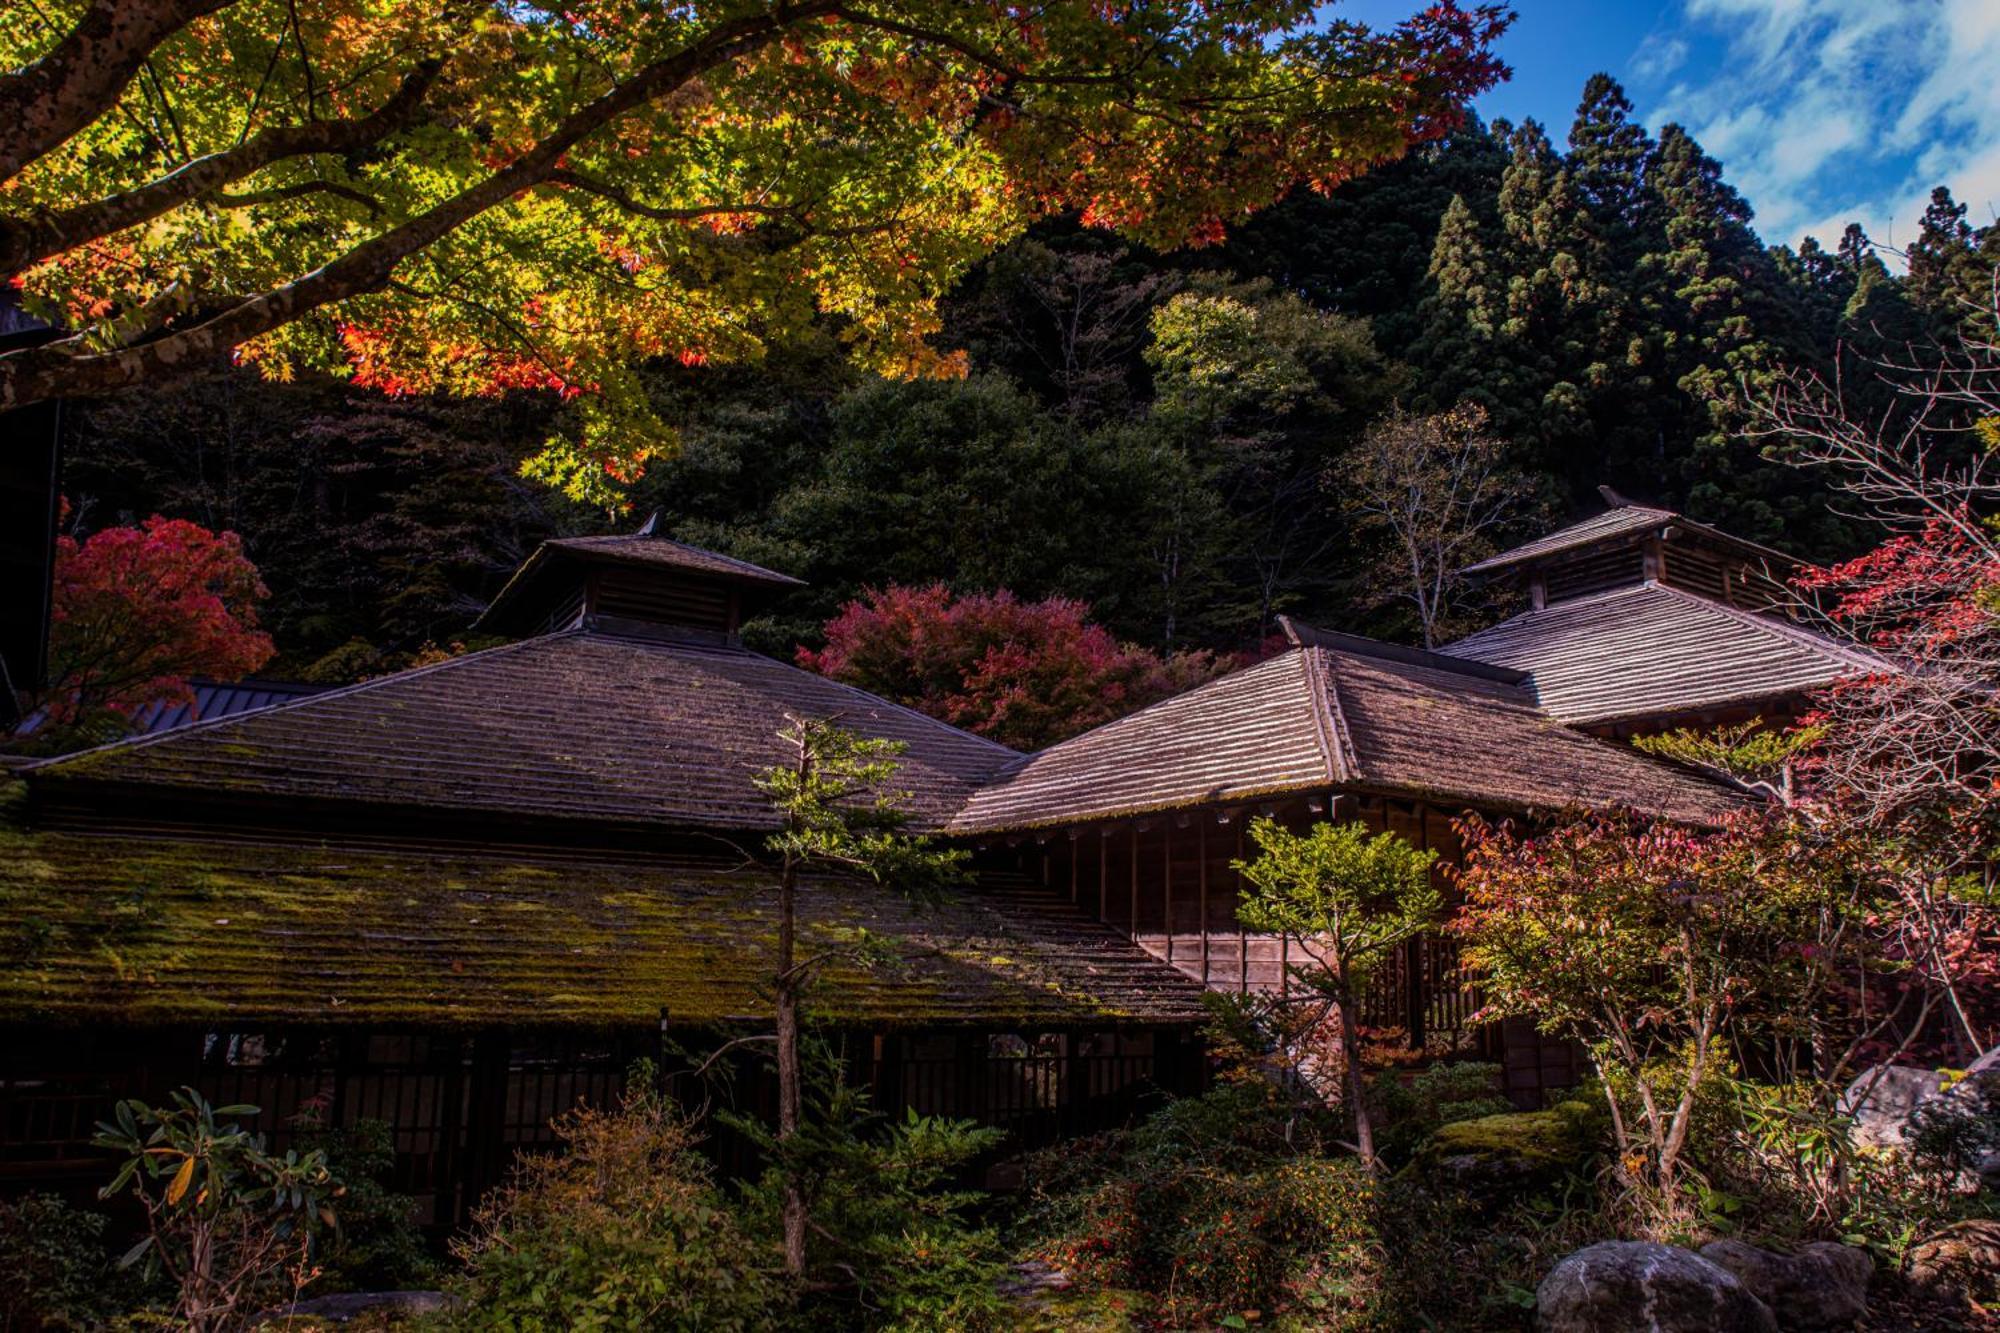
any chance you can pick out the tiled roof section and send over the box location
[28,627,1017,832]
[13,678,328,741]
[542,534,806,587]
[949,652,1339,833]
[1317,646,1749,822]
[949,645,1749,833]
[0,826,1206,1027]
[1443,583,1885,725]
[1462,505,1679,574]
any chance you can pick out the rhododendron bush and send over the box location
[0,0,1508,505]
[40,513,275,733]
[799,583,1230,750]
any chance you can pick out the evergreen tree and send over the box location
[1567,74,1660,265]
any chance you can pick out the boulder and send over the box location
[1697,1239,1871,1330]
[1907,1219,2000,1307]
[254,1291,449,1326]
[1413,1098,1601,1197]
[1840,1064,1947,1151]
[1536,1242,1776,1333]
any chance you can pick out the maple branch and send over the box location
[0,58,440,277]
[0,3,838,411]
[213,179,385,215]
[545,168,798,224]
[0,0,234,184]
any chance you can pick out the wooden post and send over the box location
[1236,822,1248,995]
[1198,819,1210,985]
[1069,833,1078,904]
[1128,823,1139,939]
[1406,803,1432,1051]
[1098,830,1108,925]
[1163,821,1174,964]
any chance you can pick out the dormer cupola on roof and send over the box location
[1463,486,1799,611]
[476,516,805,640]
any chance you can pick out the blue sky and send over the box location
[1339,0,2000,253]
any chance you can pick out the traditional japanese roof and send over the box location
[1443,583,1886,726]
[1463,502,1796,577]
[25,622,1017,833]
[476,528,804,636]
[0,815,1205,1028]
[948,642,1749,834]
[537,533,805,588]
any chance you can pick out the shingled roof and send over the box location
[1443,583,1886,726]
[0,817,1204,1028]
[949,643,1749,834]
[27,623,1017,833]
[1463,503,1796,576]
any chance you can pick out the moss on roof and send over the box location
[0,802,1202,1030]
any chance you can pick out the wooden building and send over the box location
[0,495,1875,1219]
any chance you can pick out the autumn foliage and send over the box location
[0,0,1510,505]
[799,584,1230,750]
[41,513,275,731]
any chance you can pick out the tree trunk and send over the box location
[1337,976,1376,1171]
[776,858,806,1277]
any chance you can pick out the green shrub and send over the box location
[94,1088,339,1333]
[726,1060,1008,1333]
[295,1119,435,1293]
[441,1075,780,1332]
[1016,1082,1375,1327]
[1370,1061,1511,1167]
[0,1192,147,1331]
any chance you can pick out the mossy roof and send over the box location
[25,625,1017,833]
[0,820,1205,1029]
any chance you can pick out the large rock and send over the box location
[1413,1098,1601,1197]
[254,1291,449,1326]
[1697,1239,1871,1330]
[1907,1219,2000,1307]
[1840,1064,1948,1151]
[1536,1241,1776,1333]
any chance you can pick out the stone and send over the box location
[1536,1241,1776,1333]
[254,1291,449,1326]
[1697,1238,1872,1330]
[1413,1098,1601,1197]
[1840,1064,1947,1151]
[1907,1219,2000,1307]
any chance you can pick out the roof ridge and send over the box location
[1300,648,1356,785]
[24,631,576,776]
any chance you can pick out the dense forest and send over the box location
[56,74,2000,680]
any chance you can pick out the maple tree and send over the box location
[0,1,1509,504]
[38,511,275,736]
[798,582,1227,750]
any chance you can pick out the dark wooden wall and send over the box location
[1010,791,1498,1064]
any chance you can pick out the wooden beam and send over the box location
[1163,818,1174,964]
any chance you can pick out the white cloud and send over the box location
[1636,0,2000,252]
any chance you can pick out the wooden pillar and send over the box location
[1098,830,1108,925]
[1128,823,1139,938]
[1224,824,1240,992]
[1198,820,1210,985]
[1409,803,1434,1050]
[1163,821,1174,964]
[1069,833,1078,905]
